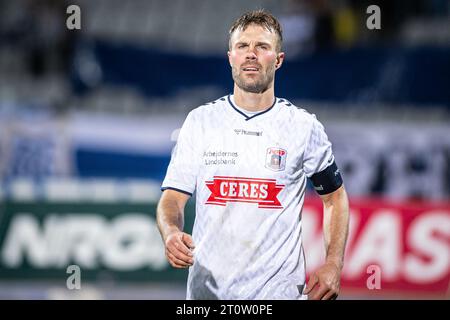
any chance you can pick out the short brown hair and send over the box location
[229,9,283,52]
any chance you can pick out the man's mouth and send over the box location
[242,66,260,72]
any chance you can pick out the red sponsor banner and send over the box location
[205,176,284,209]
[303,197,450,298]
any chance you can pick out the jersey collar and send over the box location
[227,94,278,121]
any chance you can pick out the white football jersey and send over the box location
[162,94,334,300]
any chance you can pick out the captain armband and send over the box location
[310,160,343,195]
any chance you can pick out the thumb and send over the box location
[304,274,318,294]
[182,233,195,249]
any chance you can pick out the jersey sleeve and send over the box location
[161,111,200,196]
[303,115,334,177]
[303,115,343,195]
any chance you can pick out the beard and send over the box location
[232,64,275,94]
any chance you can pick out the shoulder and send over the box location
[276,97,319,127]
[185,95,228,122]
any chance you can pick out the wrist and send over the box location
[164,226,181,241]
[325,257,343,270]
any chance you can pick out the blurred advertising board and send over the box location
[0,196,448,298]
[304,197,450,298]
[0,201,193,282]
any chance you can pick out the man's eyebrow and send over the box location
[235,41,271,46]
[256,41,271,47]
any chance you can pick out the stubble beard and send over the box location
[232,64,275,94]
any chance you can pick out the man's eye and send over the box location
[238,44,247,49]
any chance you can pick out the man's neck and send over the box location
[233,84,275,112]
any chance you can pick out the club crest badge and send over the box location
[265,147,287,171]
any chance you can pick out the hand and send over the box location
[304,262,341,300]
[164,230,196,268]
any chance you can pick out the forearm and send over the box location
[322,186,349,270]
[156,195,185,242]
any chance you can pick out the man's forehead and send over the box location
[232,24,276,43]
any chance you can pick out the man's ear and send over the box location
[227,51,232,67]
[276,52,285,70]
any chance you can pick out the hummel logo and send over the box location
[234,129,262,136]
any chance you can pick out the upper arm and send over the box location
[303,115,343,196]
[319,185,347,208]
[161,111,200,195]
[159,189,190,212]
[303,115,334,179]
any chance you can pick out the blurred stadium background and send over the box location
[0,0,449,300]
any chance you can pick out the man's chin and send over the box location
[240,85,268,94]
[241,80,260,89]
[234,77,269,93]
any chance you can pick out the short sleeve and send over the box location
[161,112,200,196]
[303,115,334,178]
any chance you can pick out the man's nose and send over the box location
[245,48,257,60]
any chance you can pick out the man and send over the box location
[157,10,349,300]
